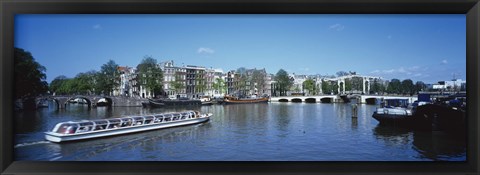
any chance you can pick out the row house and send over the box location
[114,66,138,97]
[227,68,269,97]
[185,65,206,99]
[225,70,236,95]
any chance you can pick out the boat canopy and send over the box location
[384,99,409,108]
[50,111,199,134]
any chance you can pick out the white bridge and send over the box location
[270,95,417,104]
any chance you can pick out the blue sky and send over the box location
[15,14,466,84]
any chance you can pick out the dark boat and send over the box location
[372,94,466,133]
[143,98,201,108]
[372,99,417,127]
[223,95,269,104]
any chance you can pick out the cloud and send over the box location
[329,23,345,31]
[92,24,102,30]
[197,47,215,54]
[368,65,433,81]
[370,66,422,75]
[441,59,448,64]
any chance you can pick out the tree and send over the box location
[49,75,68,95]
[74,71,97,95]
[351,77,363,92]
[415,81,426,93]
[212,77,225,95]
[14,48,48,100]
[137,56,163,97]
[336,71,349,77]
[171,74,185,95]
[401,79,415,95]
[234,73,248,96]
[303,78,315,95]
[321,80,332,95]
[344,79,352,92]
[371,79,385,94]
[274,69,293,96]
[97,60,120,96]
[387,79,401,94]
[251,69,266,95]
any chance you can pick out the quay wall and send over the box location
[110,97,148,107]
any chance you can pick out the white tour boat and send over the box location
[45,111,212,143]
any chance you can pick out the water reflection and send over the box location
[373,125,466,161]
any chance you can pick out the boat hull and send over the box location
[144,99,201,108]
[45,117,209,143]
[372,112,417,127]
[223,98,269,104]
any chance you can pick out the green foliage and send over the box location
[251,70,265,93]
[274,69,293,96]
[97,60,120,95]
[49,75,68,94]
[371,79,385,94]
[14,48,48,99]
[321,80,332,95]
[387,79,402,94]
[303,78,315,95]
[74,71,97,95]
[213,77,226,94]
[415,81,427,93]
[171,74,185,94]
[137,56,163,97]
[401,79,415,95]
[344,79,352,91]
[234,73,248,96]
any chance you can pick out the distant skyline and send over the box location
[15,14,466,84]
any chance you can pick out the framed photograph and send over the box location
[1,0,479,174]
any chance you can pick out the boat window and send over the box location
[172,113,181,121]
[164,114,172,122]
[55,123,77,134]
[181,113,189,119]
[120,118,133,127]
[144,115,154,124]
[154,115,163,123]
[76,121,94,133]
[92,120,108,130]
[189,112,196,118]
[132,117,145,126]
[107,119,122,129]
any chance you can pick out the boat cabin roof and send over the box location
[51,111,198,133]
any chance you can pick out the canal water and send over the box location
[14,102,466,161]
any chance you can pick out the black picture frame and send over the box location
[1,0,479,174]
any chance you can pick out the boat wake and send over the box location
[14,140,50,148]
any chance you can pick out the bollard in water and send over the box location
[352,104,358,118]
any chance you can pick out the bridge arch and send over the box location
[305,98,316,103]
[320,97,333,103]
[279,99,289,102]
[365,97,379,105]
[291,98,302,103]
[65,96,93,108]
[96,97,114,107]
